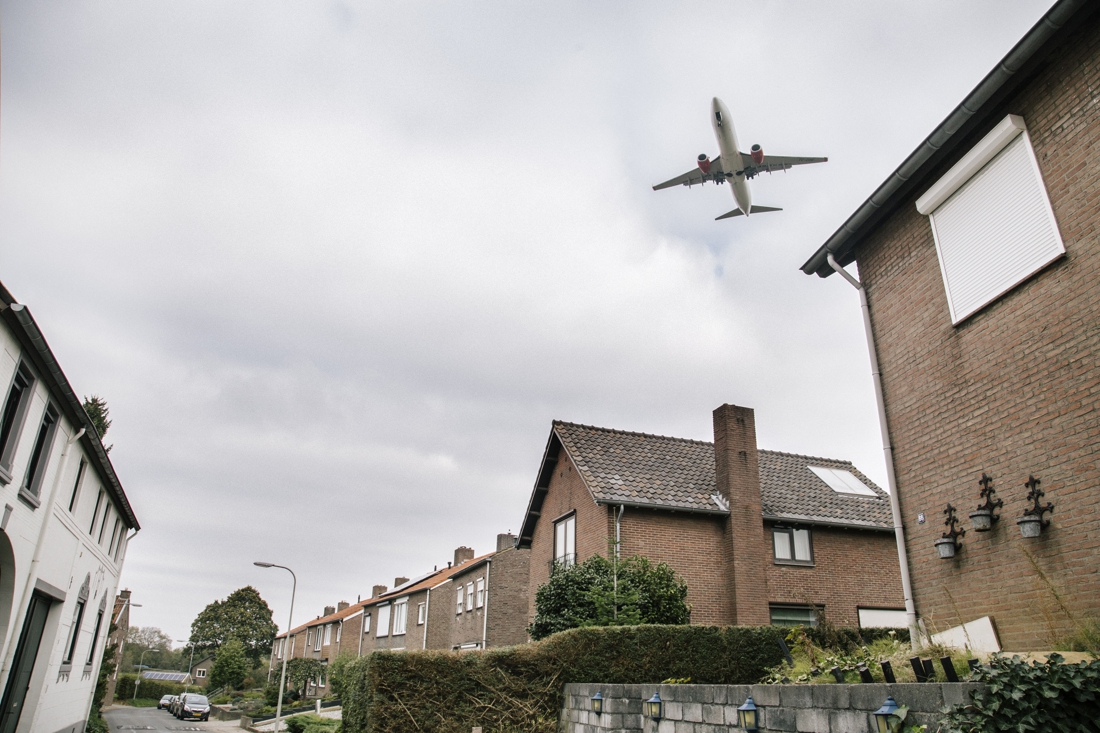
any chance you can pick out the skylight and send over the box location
[808,466,878,497]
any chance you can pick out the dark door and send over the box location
[0,593,50,733]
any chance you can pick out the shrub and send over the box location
[343,624,785,733]
[286,714,339,733]
[942,653,1100,732]
[113,674,184,701]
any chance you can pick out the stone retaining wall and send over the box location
[562,682,983,732]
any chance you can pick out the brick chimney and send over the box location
[454,546,475,565]
[713,403,771,625]
[337,601,350,612]
[496,533,516,552]
[394,577,409,587]
[324,605,335,616]
[372,585,387,598]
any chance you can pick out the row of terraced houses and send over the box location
[272,403,907,697]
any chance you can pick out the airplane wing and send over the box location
[653,156,726,190]
[739,153,827,175]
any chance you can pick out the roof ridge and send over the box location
[757,448,855,465]
[553,420,713,446]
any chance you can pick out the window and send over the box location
[86,610,104,665]
[108,517,122,557]
[89,490,104,534]
[554,514,576,569]
[98,506,111,543]
[196,668,207,678]
[323,624,332,646]
[305,628,312,647]
[335,624,341,643]
[68,458,86,512]
[808,466,877,497]
[376,604,391,637]
[363,614,371,634]
[417,602,426,625]
[916,115,1064,324]
[858,608,908,629]
[318,671,326,687]
[770,605,818,627]
[22,404,59,502]
[276,639,284,659]
[392,599,408,636]
[772,526,813,564]
[475,578,485,609]
[0,363,34,478]
[465,583,474,612]
[63,600,86,664]
[455,586,464,615]
[114,530,127,562]
[313,627,322,651]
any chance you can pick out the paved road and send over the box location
[103,706,242,733]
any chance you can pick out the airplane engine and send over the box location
[696,154,711,174]
[750,144,764,165]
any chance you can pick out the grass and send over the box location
[762,628,976,684]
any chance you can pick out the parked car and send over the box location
[157,695,173,710]
[166,695,180,714]
[176,693,210,722]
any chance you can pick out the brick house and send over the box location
[799,0,1100,650]
[271,538,530,697]
[516,405,905,629]
[188,656,213,687]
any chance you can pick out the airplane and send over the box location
[653,97,827,220]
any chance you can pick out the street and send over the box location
[103,706,242,733]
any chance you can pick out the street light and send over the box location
[255,562,296,733]
[176,640,196,693]
[133,648,153,701]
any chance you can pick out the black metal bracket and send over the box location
[1022,475,1054,527]
[975,473,1003,518]
[942,503,965,543]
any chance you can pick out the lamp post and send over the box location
[255,562,296,733]
[176,640,196,692]
[133,649,152,701]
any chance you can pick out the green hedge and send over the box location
[343,624,787,733]
[114,674,185,701]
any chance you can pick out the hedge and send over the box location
[113,674,185,701]
[342,624,787,733]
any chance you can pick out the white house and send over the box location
[0,282,139,733]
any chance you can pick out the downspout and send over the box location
[827,253,920,647]
[0,423,85,682]
[480,562,490,650]
[358,616,364,657]
[422,589,430,650]
[614,505,624,620]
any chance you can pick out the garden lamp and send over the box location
[737,696,759,730]
[643,691,662,719]
[872,696,901,733]
[590,691,603,715]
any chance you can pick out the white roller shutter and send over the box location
[921,117,1064,324]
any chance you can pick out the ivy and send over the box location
[942,653,1100,733]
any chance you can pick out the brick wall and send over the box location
[617,509,733,626]
[852,12,1100,650]
[486,546,532,646]
[526,451,611,623]
[451,563,490,648]
[764,525,904,627]
[425,579,455,650]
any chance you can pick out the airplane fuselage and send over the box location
[710,97,752,215]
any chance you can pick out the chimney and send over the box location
[496,533,516,552]
[454,546,475,566]
[324,605,335,616]
[372,585,387,598]
[713,403,771,625]
[394,577,409,587]
[337,601,349,612]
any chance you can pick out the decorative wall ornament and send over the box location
[935,504,965,558]
[1017,475,1053,538]
[969,473,1003,531]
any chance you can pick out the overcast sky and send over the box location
[0,1,1055,645]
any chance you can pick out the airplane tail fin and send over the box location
[715,205,783,221]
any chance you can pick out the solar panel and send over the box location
[142,671,189,681]
[808,466,878,497]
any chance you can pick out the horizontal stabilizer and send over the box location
[715,204,783,221]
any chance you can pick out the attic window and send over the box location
[916,114,1064,325]
[808,466,877,496]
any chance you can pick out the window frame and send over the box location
[86,609,104,666]
[196,668,207,678]
[465,582,474,612]
[772,525,814,566]
[323,624,332,646]
[417,602,426,625]
[553,513,576,569]
[20,403,59,506]
[455,586,464,615]
[392,598,408,636]
[313,627,322,651]
[375,604,391,637]
[0,362,35,483]
[68,458,87,513]
[63,600,86,665]
[475,578,485,609]
[769,604,819,627]
[363,614,371,634]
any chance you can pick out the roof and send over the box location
[143,671,190,682]
[800,0,1095,278]
[275,551,497,639]
[516,420,892,548]
[0,285,139,530]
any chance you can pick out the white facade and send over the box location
[0,287,139,733]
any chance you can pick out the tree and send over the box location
[189,586,277,666]
[209,638,250,690]
[528,554,689,640]
[284,658,325,698]
[82,395,113,453]
[120,626,181,672]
